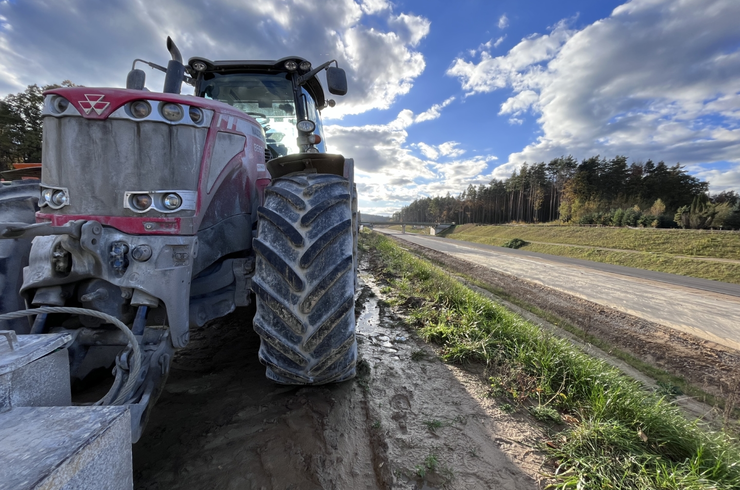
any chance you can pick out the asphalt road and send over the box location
[378,229,740,351]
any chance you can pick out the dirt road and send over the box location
[379,229,740,352]
[133,257,549,489]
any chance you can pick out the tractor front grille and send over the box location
[42,117,207,217]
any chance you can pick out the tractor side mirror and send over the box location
[326,67,347,96]
[126,69,146,90]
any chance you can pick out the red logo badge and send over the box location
[78,94,110,115]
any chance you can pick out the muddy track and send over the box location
[390,235,740,406]
[133,253,551,489]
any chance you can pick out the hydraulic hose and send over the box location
[0,306,142,405]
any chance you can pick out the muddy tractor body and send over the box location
[0,39,358,442]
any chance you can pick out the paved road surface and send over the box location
[378,229,740,351]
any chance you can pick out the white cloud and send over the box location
[359,0,390,15]
[416,142,439,159]
[0,0,429,119]
[498,14,509,30]
[438,141,466,158]
[325,99,497,212]
[493,36,506,48]
[412,140,466,159]
[414,96,455,123]
[446,19,573,96]
[499,89,538,116]
[690,166,740,194]
[447,0,740,190]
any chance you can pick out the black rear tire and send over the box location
[252,173,357,384]
[0,181,39,334]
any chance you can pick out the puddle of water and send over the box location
[356,274,389,337]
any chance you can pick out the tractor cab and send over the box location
[186,57,346,160]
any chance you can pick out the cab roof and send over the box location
[187,56,326,108]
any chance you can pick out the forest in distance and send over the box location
[394,155,740,230]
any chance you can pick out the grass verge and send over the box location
[446,224,740,259]
[365,230,740,489]
[446,225,740,284]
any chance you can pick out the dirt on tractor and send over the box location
[133,255,549,490]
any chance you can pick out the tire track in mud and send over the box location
[133,255,548,489]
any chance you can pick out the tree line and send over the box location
[393,156,740,229]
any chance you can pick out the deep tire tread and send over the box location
[253,238,304,292]
[252,173,357,385]
[257,206,304,246]
[265,186,306,210]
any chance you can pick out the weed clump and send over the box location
[502,237,527,249]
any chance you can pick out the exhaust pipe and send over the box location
[163,36,184,94]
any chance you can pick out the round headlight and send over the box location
[299,61,311,71]
[130,100,151,118]
[284,60,298,71]
[162,193,182,210]
[41,188,54,203]
[130,194,152,211]
[296,120,316,133]
[188,106,203,124]
[51,96,69,114]
[161,103,183,121]
[192,61,207,72]
[51,190,68,207]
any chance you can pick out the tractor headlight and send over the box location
[130,194,153,211]
[51,96,70,114]
[284,60,298,71]
[162,193,182,210]
[51,190,68,207]
[130,100,151,119]
[296,120,316,133]
[188,106,203,124]
[299,61,311,71]
[191,61,207,72]
[161,103,183,121]
[41,188,54,204]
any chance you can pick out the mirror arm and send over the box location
[133,59,168,74]
[295,60,337,86]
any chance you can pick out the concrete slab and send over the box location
[0,406,132,490]
[0,332,71,412]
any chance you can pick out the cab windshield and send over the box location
[199,72,300,157]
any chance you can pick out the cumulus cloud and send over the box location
[446,19,573,96]
[0,0,429,118]
[690,166,740,194]
[325,99,497,210]
[446,0,740,189]
[498,14,509,30]
[412,140,466,159]
[437,141,466,158]
[414,96,455,123]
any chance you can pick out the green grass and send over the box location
[444,224,740,284]
[446,224,740,259]
[365,231,740,490]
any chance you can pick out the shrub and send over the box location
[638,214,656,227]
[502,238,527,249]
[611,208,625,227]
[622,208,640,227]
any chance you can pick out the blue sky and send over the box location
[1,0,739,215]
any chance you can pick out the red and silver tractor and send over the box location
[0,38,359,441]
